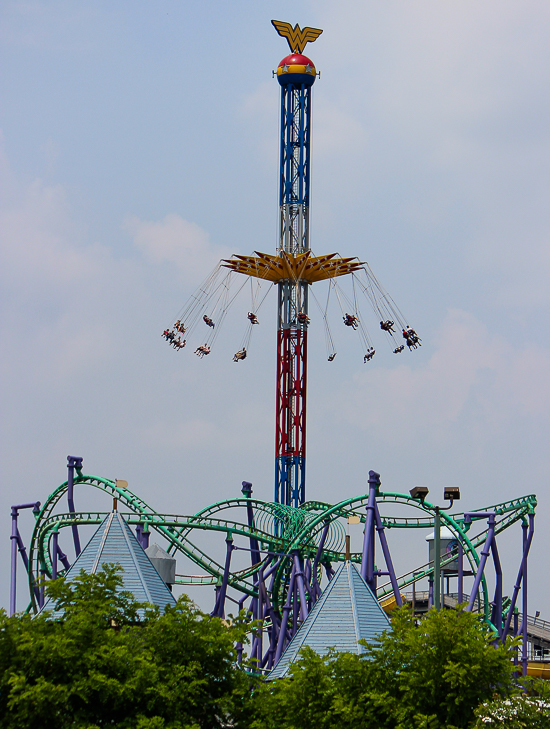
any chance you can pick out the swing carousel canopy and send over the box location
[222,250,364,284]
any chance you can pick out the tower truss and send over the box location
[275,78,312,507]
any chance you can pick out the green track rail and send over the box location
[28,474,536,627]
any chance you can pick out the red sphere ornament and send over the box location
[277,53,317,86]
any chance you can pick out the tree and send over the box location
[0,565,257,729]
[250,607,518,729]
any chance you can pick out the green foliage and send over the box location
[250,607,518,729]
[362,606,516,727]
[0,572,530,729]
[0,565,257,729]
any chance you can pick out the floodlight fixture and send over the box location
[443,487,461,503]
[409,486,429,502]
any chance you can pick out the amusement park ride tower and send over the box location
[224,21,362,507]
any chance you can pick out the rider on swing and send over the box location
[233,347,247,362]
[343,313,358,330]
[195,344,211,357]
[403,327,421,349]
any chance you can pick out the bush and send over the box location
[0,565,257,729]
[250,607,518,729]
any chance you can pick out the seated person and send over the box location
[233,347,247,362]
[343,313,358,329]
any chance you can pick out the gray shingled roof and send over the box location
[268,561,390,679]
[41,511,176,616]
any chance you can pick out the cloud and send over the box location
[0,178,98,292]
[331,309,550,444]
[314,98,368,158]
[124,214,233,286]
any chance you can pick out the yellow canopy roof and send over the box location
[222,250,363,284]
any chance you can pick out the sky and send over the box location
[1,0,549,616]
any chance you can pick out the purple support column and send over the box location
[374,502,402,606]
[513,611,519,668]
[56,542,70,571]
[256,566,264,663]
[67,456,83,557]
[521,524,528,676]
[242,482,261,567]
[428,577,433,608]
[465,515,495,613]
[16,533,30,572]
[264,557,282,581]
[10,508,18,617]
[300,555,312,598]
[274,563,296,665]
[258,564,279,639]
[135,524,150,550]
[293,551,308,622]
[16,532,40,605]
[52,532,59,579]
[215,533,234,619]
[361,470,380,590]
[10,502,41,617]
[305,558,312,604]
[236,595,246,664]
[211,586,221,616]
[490,535,503,638]
[312,521,329,601]
[502,514,534,642]
[39,566,46,608]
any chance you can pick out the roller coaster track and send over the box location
[28,473,536,627]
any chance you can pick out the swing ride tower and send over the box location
[223,21,363,507]
[274,35,315,508]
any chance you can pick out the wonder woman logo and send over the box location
[271,19,323,54]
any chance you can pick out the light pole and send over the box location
[410,486,461,611]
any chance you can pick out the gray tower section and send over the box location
[145,543,177,588]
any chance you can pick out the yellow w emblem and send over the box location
[271,19,323,54]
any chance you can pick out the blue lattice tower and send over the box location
[275,50,316,508]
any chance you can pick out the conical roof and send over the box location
[269,561,390,679]
[42,511,176,615]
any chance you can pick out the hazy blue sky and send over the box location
[1,1,549,615]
